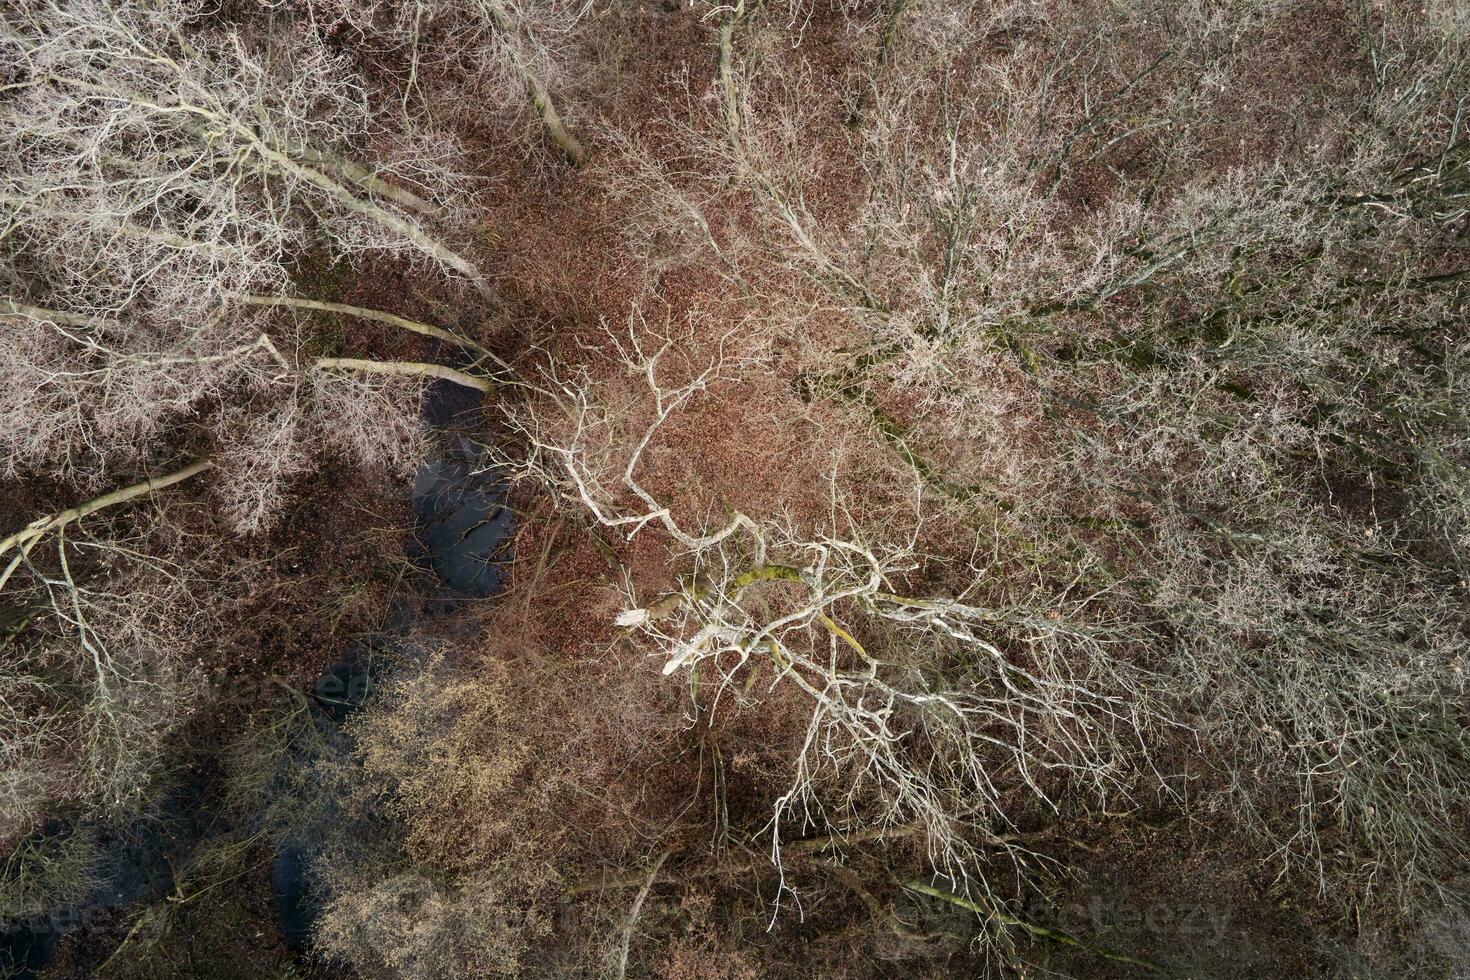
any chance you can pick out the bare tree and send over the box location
[0,0,502,850]
[306,0,594,163]
[0,0,495,495]
[503,313,1155,928]
[0,483,234,828]
[1,1,487,307]
[587,0,1470,934]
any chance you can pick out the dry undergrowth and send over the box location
[1,1,1466,978]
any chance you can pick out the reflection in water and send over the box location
[1,376,512,974]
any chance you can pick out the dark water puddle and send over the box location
[269,845,313,952]
[265,643,383,954]
[1,907,54,980]
[309,640,391,724]
[86,784,203,910]
[268,375,512,956]
[1,783,203,979]
[411,437,514,600]
[0,933,50,980]
[2,375,513,976]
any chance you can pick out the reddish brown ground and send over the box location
[16,1,1404,976]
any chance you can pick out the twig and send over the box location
[902,880,1166,975]
[476,0,588,166]
[612,850,670,980]
[232,294,490,355]
[313,357,495,393]
[0,458,214,592]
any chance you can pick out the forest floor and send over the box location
[9,1,1461,977]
